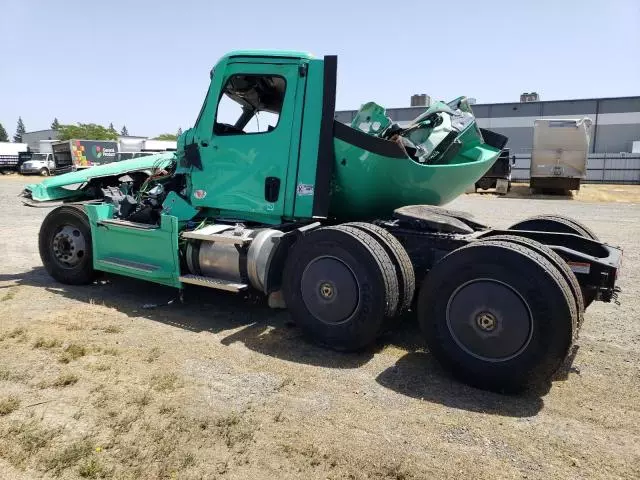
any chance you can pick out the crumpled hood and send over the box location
[24,152,175,202]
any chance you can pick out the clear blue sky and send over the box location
[1,0,638,138]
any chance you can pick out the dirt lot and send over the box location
[0,176,638,480]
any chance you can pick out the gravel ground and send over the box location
[0,176,638,479]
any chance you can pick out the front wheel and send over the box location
[39,168,50,176]
[39,206,96,285]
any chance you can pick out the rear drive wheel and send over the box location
[508,214,598,240]
[477,178,493,190]
[509,214,600,307]
[418,241,575,392]
[39,206,96,285]
[345,222,415,314]
[481,235,584,330]
[282,225,399,351]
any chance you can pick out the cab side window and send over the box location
[214,74,286,135]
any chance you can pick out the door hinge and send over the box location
[299,63,308,77]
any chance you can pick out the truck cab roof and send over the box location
[220,50,315,62]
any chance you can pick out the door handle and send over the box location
[200,141,209,147]
[265,177,281,203]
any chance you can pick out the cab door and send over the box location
[190,61,304,222]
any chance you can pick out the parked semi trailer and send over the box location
[530,118,592,193]
[23,51,622,392]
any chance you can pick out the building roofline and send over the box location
[337,95,640,113]
[469,95,640,107]
[23,129,58,134]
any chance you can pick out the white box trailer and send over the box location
[530,118,592,192]
[0,142,28,156]
[0,142,28,172]
[143,139,177,151]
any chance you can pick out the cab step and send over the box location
[101,257,161,272]
[179,274,248,292]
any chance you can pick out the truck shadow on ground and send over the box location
[375,352,546,417]
[0,267,581,416]
[471,185,574,200]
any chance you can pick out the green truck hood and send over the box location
[24,153,175,202]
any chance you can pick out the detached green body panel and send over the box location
[85,204,181,288]
[331,137,499,220]
[24,153,174,202]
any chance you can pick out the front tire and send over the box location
[39,168,50,176]
[418,241,575,392]
[39,206,96,285]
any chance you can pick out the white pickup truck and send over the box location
[20,153,56,176]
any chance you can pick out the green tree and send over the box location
[177,127,183,136]
[120,125,129,136]
[108,122,117,136]
[57,123,119,141]
[14,117,26,143]
[51,118,60,130]
[0,123,8,142]
[153,133,178,141]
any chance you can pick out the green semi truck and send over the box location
[23,50,622,392]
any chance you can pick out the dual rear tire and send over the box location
[282,224,414,351]
[283,223,578,392]
[417,241,576,392]
[508,214,600,307]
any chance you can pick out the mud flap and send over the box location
[496,178,509,195]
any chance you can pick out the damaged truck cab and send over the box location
[26,50,622,393]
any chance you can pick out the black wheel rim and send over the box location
[51,224,87,269]
[446,278,533,362]
[301,256,359,325]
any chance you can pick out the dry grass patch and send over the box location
[66,323,85,332]
[59,343,87,363]
[128,390,153,408]
[42,439,93,475]
[158,403,176,415]
[216,411,255,448]
[0,396,20,416]
[78,457,106,478]
[100,347,119,356]
[101,325,122,334]
[0,367,29,382]
[150,372,181,392]
[33,337,62,349]
[89,362,111,372]
[145,346,161,362]
[1,287,17,302]
[51,372,79,388]
[0,327,27,343]
[0,419,61,468]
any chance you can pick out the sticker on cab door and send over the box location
[193,189,207,200]
[296,184,314,196]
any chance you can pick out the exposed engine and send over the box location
[101,159,185,225]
